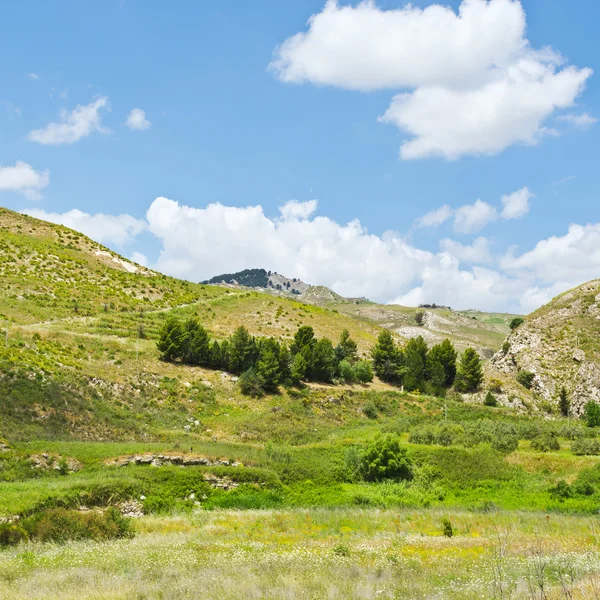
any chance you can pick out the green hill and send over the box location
[488,278,600,414]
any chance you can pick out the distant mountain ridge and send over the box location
[204,268,311,297]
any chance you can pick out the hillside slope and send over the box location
[489,279,600,414]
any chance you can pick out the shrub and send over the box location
[436,423,464,447]
[409,425,437,445]
[489,379,503,393]
[549,480,572,500]
[509,317,524,330]
[501,342,510,356]
[483,392,497,407]
[332,544,350,556]
[492,433,519,454]
[360,434,413,482]
[531,433,560,452]
[415,311,425,326]
[584,401,600,427]
[516,370,535,390]
[442,518,453,537]
[353,361,374,384]
[238,368,264,397]
[0,523,29,547]
[22,508,133,543]
[338,360,355,384]
[572,438,600,456]
[362,402,378,420]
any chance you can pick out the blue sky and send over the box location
[1,0,599,312]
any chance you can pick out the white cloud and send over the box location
[271,0,593,160]
[414,205,452,229]
[501,186,532,219]
[557,112,598,129]
[0,161,50,200]
[440,237,492,264]
[27,97,110,145]
[27,73,39,81]
[414,187,531,234]
[126,108,151,131]
[22,208,145,246]
[500,223,600,284]
[26,197,600,314]
[279,199,318,220]
[131,251,149,267]
[453,200,497,234]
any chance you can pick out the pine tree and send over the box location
[310,338,337,382]
[437,339,458,386]
[291,352,308,384]
[404,336,428,391]
[182,318,211,366]
[371,330,400,383]
[335,329,358,363]
[228,326,257,374]
[454,348,483,393]
[256,338,282,392]
[559,386,570,417]
[209,340,222,369]
[156,317,185,361]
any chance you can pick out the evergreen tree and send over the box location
[209,340,222,369]
[278,343,291,383]
[156,316,185,361]
[219,339,230,370]
[335,329,358,363]
[404,336,428,391]
[431,339,458,387]
[256,338,282,392]
[454,348,483,393]
[559,387,570,417]
[310,338,337,382]
[291,326,315,354]
[227,326,257,374]
[182,318,211,366]
[371,330,400,383]
[291,352,308,384]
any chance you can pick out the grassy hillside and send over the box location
[5,207,600,599]
[488,279,600,414]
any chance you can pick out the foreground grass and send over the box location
[2,508,600,599]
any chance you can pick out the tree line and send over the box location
[157,316,483,396]
[157,317,373,395]
[371,330,482,394]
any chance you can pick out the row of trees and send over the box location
[370,330,483,393]
[157,317,373,395]
[157,315,483,395]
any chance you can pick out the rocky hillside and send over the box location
[489,279,600,414]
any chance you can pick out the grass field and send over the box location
[3,508,600,599]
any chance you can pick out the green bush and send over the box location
[530,433,560,452]
[492,433,519,454]
[442,518,453,537]
[362,402,378,420]
[571,437,600,455]
[338,360,355,384]
[0,522,29,546]
[353,361,373,384]
[238,368,264,397]
[22,508,133,543]
[509,317,524,330]
[360,434,412,482]
[516,370,535,390]
[483,392,497,407]
[584,401,600,427]
[409,425,437,445]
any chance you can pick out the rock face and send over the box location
[30,453,82,472]
[489,279,600,415]
[105,453,242,468]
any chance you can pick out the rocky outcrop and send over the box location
[30,453,82,472]
[488,278,600,415]
[105,453,243,468]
